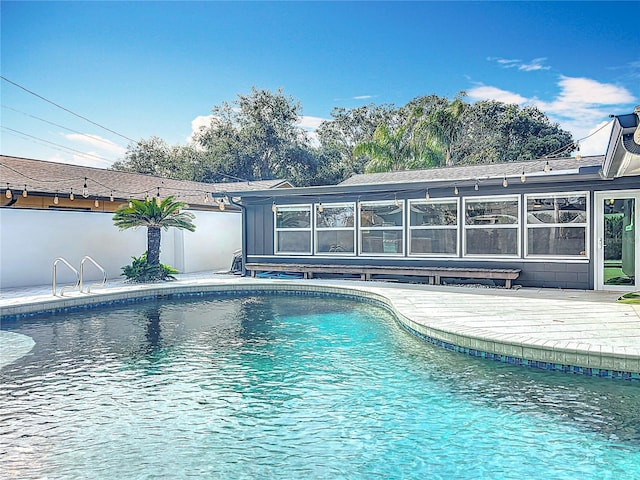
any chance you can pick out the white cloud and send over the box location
[353,95,376,100]
[466,85,528,104]
[187,114,216,143]
[468,76,637,156]
[488,57,549,71]
[519,58,550,72]
[297,115,326,130]
[64,133,126,155]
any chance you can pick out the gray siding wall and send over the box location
[243,176,638,290]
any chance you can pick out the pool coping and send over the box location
[2,276,640,380]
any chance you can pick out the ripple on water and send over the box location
[1,295,639,480]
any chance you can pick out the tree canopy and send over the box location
[111,88,575,187]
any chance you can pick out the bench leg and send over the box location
[360,273,366,281]
[505,279,511,289]
[251,270,256,278]
[434,275,441,285]
[304,272,310,279]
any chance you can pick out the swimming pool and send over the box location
[2,293,639,479]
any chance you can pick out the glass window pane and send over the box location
[527,195,587,224]
[410,229,457,255]
[361,203,403,227]
[317,230,355,254]
[361,230,403,254]
[466,228,518,255]
[316,205,355,228]
[276,231,311,253]
[276,208,311,229]
[409,202,457,226]
[466,199,518,225]
[527,227,586,256]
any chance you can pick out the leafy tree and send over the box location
[317,104,401,178]
[454,101,574,164]
[414,93,467,167]
[112,137,199,180]
[194,87,314,182]
[353,123,439,173]
[113,196,196,281]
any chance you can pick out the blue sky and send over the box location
[1,1,638,169]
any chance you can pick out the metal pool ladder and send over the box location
[52,257,80,296]
[52,256,107,296]
[80,256,107,294]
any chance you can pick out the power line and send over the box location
[1,126,116,166]
[2,104,125,150]
[0,75,137,143]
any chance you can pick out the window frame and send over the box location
[524,191,589,259]
[462,195,521,258]
[407,197,460,257]
[273,203,313,255]
[358,199,405,256]
[314,202,357,256]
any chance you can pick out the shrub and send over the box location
[121,253,179,283]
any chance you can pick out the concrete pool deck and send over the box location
[2,272,640,378]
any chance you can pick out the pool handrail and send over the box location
[52,257,80,296]
[79,256,107,293]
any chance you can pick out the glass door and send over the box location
[595,191,639,290]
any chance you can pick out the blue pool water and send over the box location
[1,294,640,479]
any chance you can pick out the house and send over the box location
[0,155,292,288]
[224,109,640,291]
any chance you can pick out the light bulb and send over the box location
[219,202,225,211]
[544,161,551,173]
[69,189,75,201]
[502,176,508,188]
[520,171,526,183]
[394,196,400,207]
[22,185,28,198]
[318,203,324,213]
[425,189,430,200]
[94,199,99,208]
[54,194,59,205]
[110,192,114,202]
[576,154,582,160]
[272,202,277,213]
[156,196,161,206]
[474,182,479,191]
[129,200,133,208]
[82,178,88,198]
[5,188,11,199]
[454,185,459,195]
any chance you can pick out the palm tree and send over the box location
[353,124,439,173]
[416,94,467,167]
[113,195,196,269]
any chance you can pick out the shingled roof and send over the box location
[1,155,292,206]
[339,156,603,186]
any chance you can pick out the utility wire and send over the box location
[1,75,137,143]
[1,126,116,166]
[2,104,125,150]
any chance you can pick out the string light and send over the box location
[394,194,399,207]
[474,181,479,191]
[318,202,324,212]
[94,198,100,208]
[155,187,161,206]
[5,183,11,199]
[502,176,508,188]
[425,189,430,200]
[109,191,114,202]
[520,170,526,183]
[272,201,277,213]
[54,192,59,205]
[82,177,89,198]
[544,161,551,173]
[129,198,133,208]
[22,185,28,197]
[454,185,459,195]
[69,188,74,201]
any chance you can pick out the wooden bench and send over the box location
[245,263,521,288]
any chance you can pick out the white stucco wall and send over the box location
[0,208,241,288]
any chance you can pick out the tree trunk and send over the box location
[147,227,161,266]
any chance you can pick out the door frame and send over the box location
[594,190,640,291]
